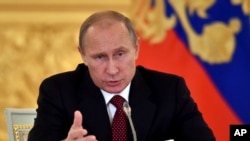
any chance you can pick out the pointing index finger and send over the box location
[72,110,83,128]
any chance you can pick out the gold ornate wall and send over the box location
[0,0,130,140]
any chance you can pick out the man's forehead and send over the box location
[90,19,123,29]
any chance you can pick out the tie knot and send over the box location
[110,95,126,109]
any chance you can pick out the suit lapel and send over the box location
[77,70,112,141]
[129,70,156,141]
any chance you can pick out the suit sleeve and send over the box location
[28,77,71,141]
[174,77,215,141]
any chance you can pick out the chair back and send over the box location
[4,108,36,141]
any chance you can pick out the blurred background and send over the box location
[0,0,130,140]
[0,0,249,141]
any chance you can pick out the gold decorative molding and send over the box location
[231,0,250,15]
[169,0,241,64]
[130,0,176,44]
[0,0,130,23]
[131,0,243,64]
[13,124,33,141]
[0,24,81,140]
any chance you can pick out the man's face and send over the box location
[79,21,139,93]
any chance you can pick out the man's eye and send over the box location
[117,52,124,57]
[96,55,104,59]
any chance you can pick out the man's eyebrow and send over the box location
[113,46,128,52]
[90,52,107,57]
[90,46,128,57]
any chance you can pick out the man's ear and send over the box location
[135,38,140,59]
[78,46,88,65]
[78,46,83,54]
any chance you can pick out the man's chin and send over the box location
[103,87,123,94]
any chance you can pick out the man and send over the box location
[28,10,215,141]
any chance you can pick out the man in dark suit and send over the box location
[28,10,215,141]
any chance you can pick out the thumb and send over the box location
[72,110,83,128]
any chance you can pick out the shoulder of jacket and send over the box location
[42,63,88,82]
[136,65,182,80]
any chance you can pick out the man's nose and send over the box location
[106,60,119,75]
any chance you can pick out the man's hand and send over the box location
[64,110,97,141]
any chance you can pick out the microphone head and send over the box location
[123,101,137,141]
[123,102,131,116]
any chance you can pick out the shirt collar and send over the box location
[101,83,131,105]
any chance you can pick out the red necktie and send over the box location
[110,95,128,141]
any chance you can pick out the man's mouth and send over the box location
[106,80,120,87]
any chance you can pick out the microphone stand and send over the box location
[123,102,137,141]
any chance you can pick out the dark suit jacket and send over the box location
[28,64,215,141]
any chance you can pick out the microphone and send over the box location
[123,102,137,141]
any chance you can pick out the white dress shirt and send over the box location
[101,83,131,123]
